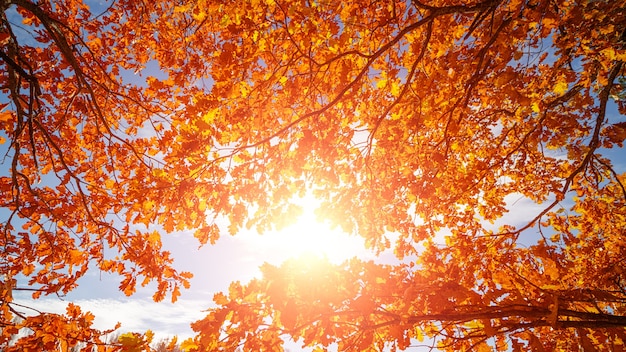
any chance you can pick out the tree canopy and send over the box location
[1,0,626,350]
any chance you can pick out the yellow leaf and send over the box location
[531,102,540,113]
[174,4,191,13]
[465,320,484,329]
[202,108,220,125]
[553,81,568,95]
[239,82,251,97]
[192,10,207,22]
[180,339,198,351]
[198,199,207,212]
[105,179,115,189]
[118,332,145,352]
[414,327,424,342]
[152,168,167,179]
[143,200,155,212]
[147,231,161,245]
[601,48,616,61]
[390,81,401,97]
[145,329,154,343]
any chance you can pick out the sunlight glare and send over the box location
[238,193,369,264]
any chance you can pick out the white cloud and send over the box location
[12,296,207,343]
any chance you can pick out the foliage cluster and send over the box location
[1,0,626,350]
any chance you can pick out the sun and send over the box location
[238,193,369,264]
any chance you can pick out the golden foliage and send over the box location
[1,0,626,350]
